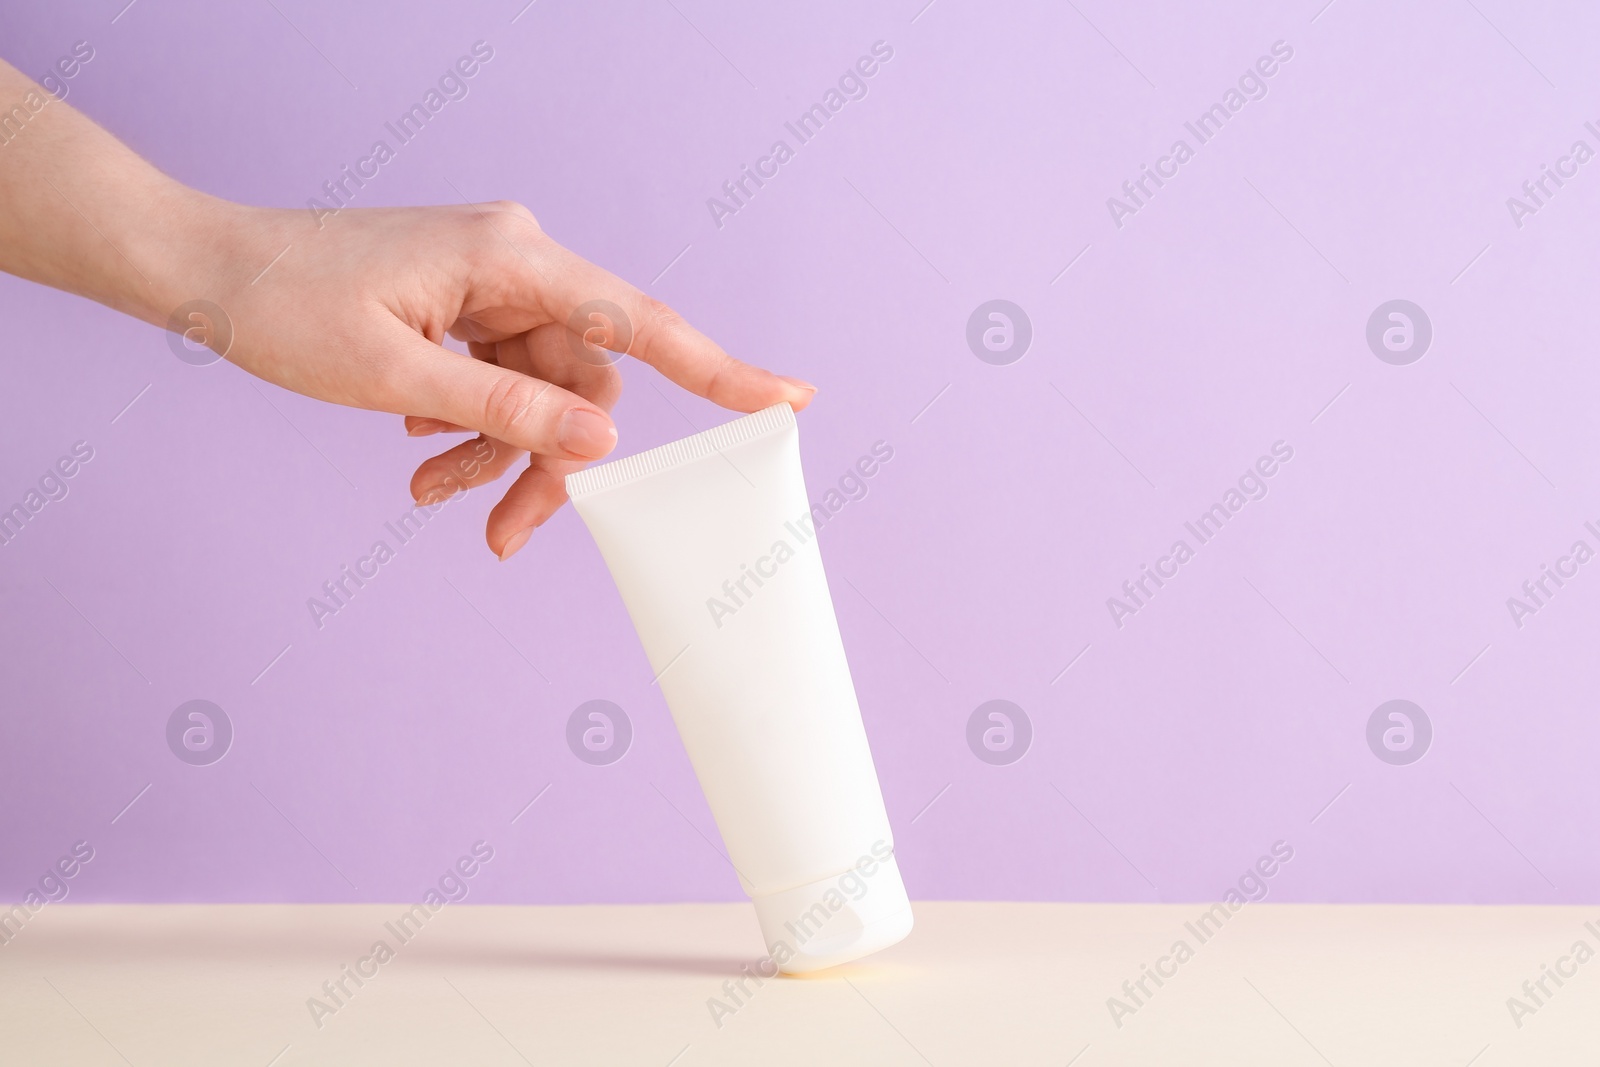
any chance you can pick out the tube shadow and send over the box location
[7,924,756,978]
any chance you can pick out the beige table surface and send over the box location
[0,902,1595,1065]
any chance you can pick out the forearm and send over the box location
[0,58,235,326]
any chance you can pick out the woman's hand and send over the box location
[0,57,815,559]
[180,198,815,559]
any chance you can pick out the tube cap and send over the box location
[751,852,914,974]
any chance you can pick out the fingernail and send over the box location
[414,480,457,506]
[498,527,532,560]
[558,408,617,458]
[408,419,449,436]
[778,375,818,396]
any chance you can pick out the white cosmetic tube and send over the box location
[566,402,912,973]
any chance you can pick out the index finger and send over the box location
[511,232,817,413]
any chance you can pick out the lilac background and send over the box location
[3,0,1597,907]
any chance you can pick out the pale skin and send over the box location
[0,58,815,559]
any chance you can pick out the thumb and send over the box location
[392,329,617,461]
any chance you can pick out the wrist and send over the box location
[120,184,261,329]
